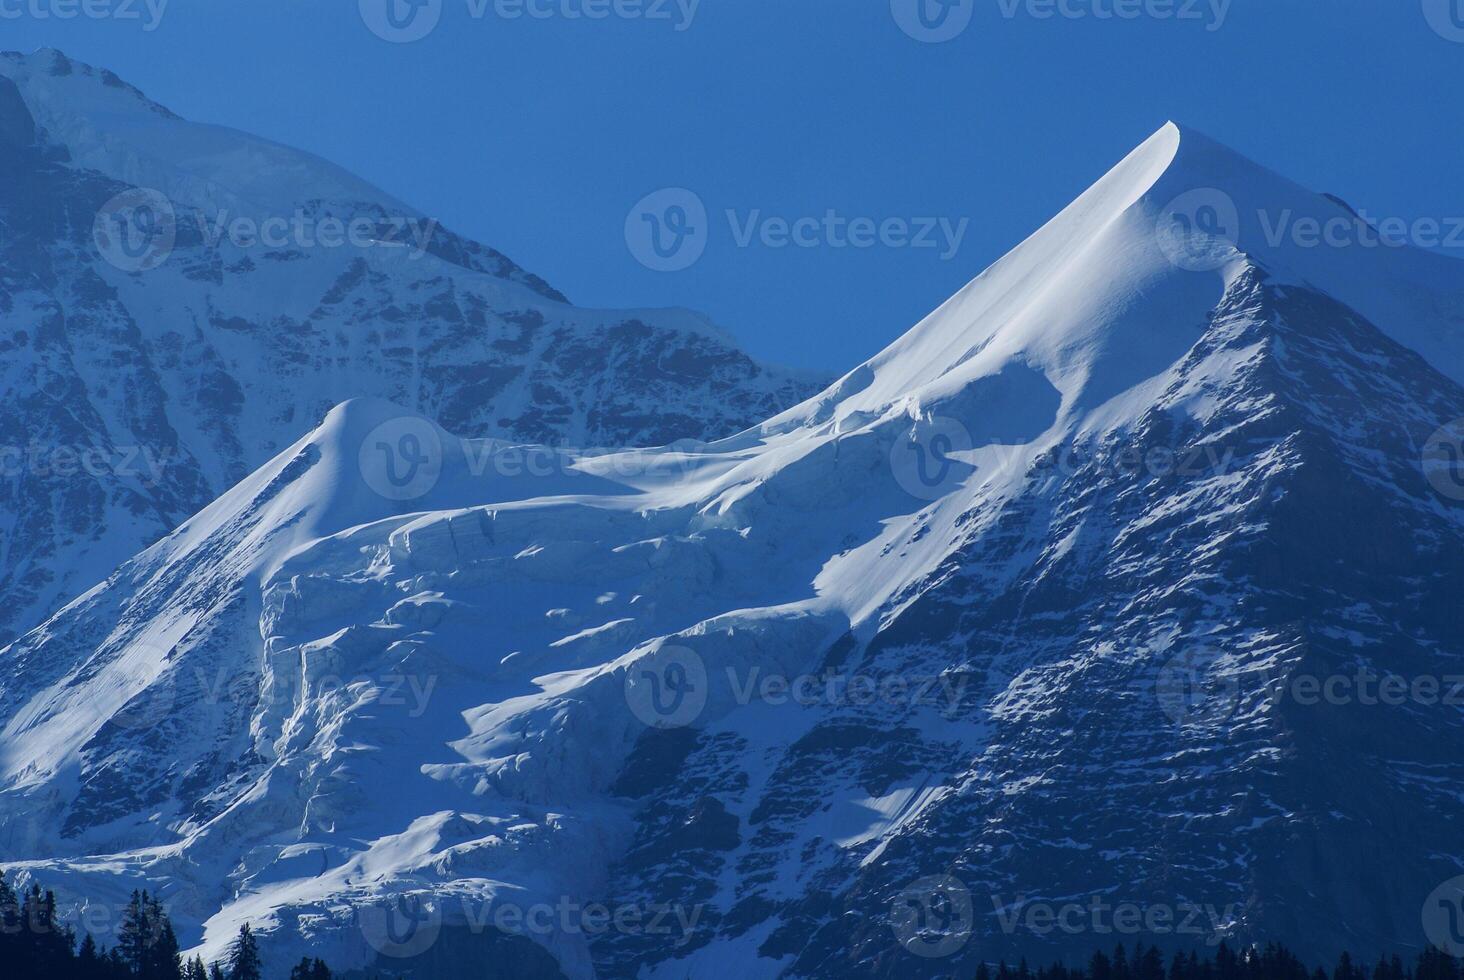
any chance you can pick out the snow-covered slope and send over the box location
[0,48,823,647]
[5,121,1464,977]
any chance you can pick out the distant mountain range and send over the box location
[0,47,821,647]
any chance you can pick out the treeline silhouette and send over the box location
[0,871,333,980]
[973,942,1464,980]
[11,869,1464,980]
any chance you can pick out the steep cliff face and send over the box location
[0,49,823,646]
[4,117,1464,978]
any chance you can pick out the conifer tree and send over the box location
[78,931,102,966]
[227,922,263,980]
[119,890,152,975]
[142,892,183,980]
[20,882,74,971]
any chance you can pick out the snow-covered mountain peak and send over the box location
[0,47,420,225]
[768,120,1464,447]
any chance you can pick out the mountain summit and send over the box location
[3,119,1464,978]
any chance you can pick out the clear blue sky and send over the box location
[5,0,1462,371]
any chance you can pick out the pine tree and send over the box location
[227,922,263,980]
[78,932,102,965]
[0,870,17,949]
[1216,942,1242,980]
[1137,945,1166,980]
[1112,945,1132,980]
[142,892,183,980]
[20,882,74,971]
[1333,952,1363,980]
[119,890,152,975]
[288,957,334,979]
[108,945,132,976]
